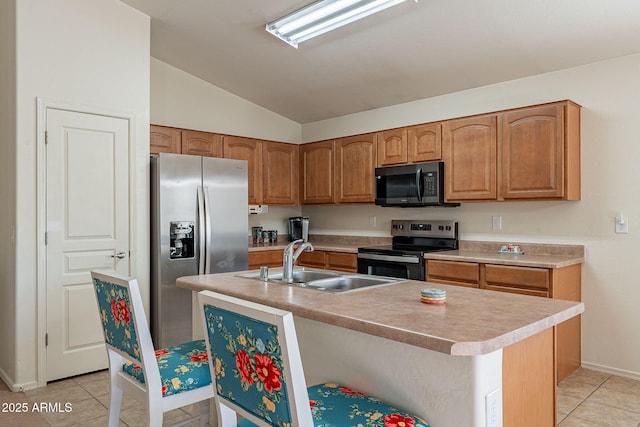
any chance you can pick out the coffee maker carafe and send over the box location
[288,217,309,242]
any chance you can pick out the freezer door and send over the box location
[202,157,249,273]
[150,153,202,348]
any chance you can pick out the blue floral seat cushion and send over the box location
[238,382,431,427]
[122,339,212,397]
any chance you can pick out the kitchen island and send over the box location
[178,270,583,427]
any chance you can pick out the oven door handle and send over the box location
[358,253,421,264]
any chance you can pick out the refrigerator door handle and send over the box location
[197,186,206,275]
[203,186,213,274]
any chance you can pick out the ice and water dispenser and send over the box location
[169,221,194,259]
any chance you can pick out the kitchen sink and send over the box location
[237,267,405,293]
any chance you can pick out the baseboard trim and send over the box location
[0,367,39,392]
[581,361,640,381]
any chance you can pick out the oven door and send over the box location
[357,253,424,280]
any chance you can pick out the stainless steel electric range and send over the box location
[357,219,458,281]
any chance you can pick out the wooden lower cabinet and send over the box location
[298,250,357,273]
[427,260,581,383]
[248,250,282,270]
[249,249,357,274]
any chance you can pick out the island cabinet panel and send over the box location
[300,141,335,204]
[150,125,181,155]
[501,103,575,200]
[407,122,442,163]
[503,327,555,427]
[181,129,223,157]
[377,128,408,166]
[262,141,299,205]
[427,260,581,383]
[223,136,263,205]
[334,134,377,203]
[442,114,498,201]
[248,250,282,270]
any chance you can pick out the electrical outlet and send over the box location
[485,388,502,427]
[369,216,377,228]
[492,216,502,231]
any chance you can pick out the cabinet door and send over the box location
[408,122,442,163]
[150,125,181,155]
[262,141,298,205]
[426,260,480,288]
[248,250,282,269]
[501,104,565,199]
[326,252,357,272]
[485,264,550,294]
[297,250,326,268]
[442,114,497,201]
[334,134,377,203]
[224,136,263,204]
[182,130,222,157]
[377,129,407,166]
[300,141,335,204]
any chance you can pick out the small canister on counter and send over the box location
[252,226,263,244]
[269,230,278,243]
[262,230,271,244]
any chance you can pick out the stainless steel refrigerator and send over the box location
[150,153,248,348]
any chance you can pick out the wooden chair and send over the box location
[197,290,431,427]
[91,271,214,427]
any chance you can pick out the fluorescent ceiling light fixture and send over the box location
[266,0,408,48]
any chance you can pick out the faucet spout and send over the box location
[282,239,314,283]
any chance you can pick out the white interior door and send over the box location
[45,108,130,381]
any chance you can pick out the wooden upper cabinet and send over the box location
[408,122,442,163]
[300,140,335,204]
[262,141,298,205]
[150,125,181,155]
[377,129,407,166]
[223,136,263,205]
[334,134,377,203]
[501,101,580,200]
[181,130,222,157]
[442,114,498,201]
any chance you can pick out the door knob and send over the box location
[111,251,126,259]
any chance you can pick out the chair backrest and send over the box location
[91,271,160,390]
[198,290,313,427]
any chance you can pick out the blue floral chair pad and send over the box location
[238,382,430,427]
[123,339,212,397]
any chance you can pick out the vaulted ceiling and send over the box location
[122,0,640,123]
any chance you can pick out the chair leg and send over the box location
[198,400,211,427]
[108,384,123,427]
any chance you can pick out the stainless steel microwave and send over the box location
[374,161,458,207]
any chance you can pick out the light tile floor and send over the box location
[2,367,640,426]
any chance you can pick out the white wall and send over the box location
[301,54,640,379]
[151,58,301,144]
[9,0,150,389]
[0,0,17,385]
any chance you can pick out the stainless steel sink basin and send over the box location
[299,275,402,292]
[237,268,405,293]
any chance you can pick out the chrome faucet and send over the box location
[282,239,314,283]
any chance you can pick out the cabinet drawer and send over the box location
[248,250,282,269]
[427,260,480,283]
[485,265,549,291]
[297,250,326,268]
[326,252,357,272]
[485,285,549,298]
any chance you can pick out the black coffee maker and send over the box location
[288,217,309,242]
